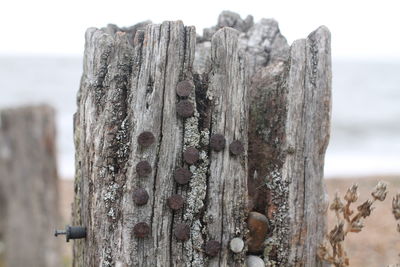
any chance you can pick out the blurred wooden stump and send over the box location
[0,105,60,267]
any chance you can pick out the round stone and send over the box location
[246,255,264,267]
[136,161,152,177]
[176,100,194,118]
[204,240,221,257]
[210,134,226,152]
[229,237,244,253]
[174,223,190,241]
[229,140,244,156]
[248,211,269,253]
[133,222,150,238]
[174,167,192,185]
[167,194,185,210]
[176,80,193,97]
[137,131,155,147]
[183,147,199,164]
[132,188,149,206]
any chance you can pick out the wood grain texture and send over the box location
[73,21,248,266]
[73,11,332,267]
[249,26,331,266]
[0,105,60,267]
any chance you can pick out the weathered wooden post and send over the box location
[0,105,60,267]
[72,11,331,267]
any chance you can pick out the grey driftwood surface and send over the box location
[73,11,331,267]
[0,105,60,267]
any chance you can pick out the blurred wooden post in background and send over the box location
[0,105,60,267]
[72,12,331,267]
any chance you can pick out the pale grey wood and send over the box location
[205,28,248,267]
[248,26,331,266]
[0,105,60,267]
[73,20,250,266]
[73,12,332,267]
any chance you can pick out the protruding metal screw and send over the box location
[176,80,193,97]
[137,131,155,147]
[54,225,86,242]
[176,100,194,118]
[210,134,226,152]
[229,140,244,156]
[132,188,149,206]
[204,240,221,257]
[174,167,192,185]
[167,194,185,210]
[133,222,150,238]
[136,161,152,177]
[183,147,199,164]
[174,223,190,241]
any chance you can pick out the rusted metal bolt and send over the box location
[54,225,86,242]
[133,222,150,238]
[204,240,221,257]
[137,131,155,147]
[176,100,194,118]
[247,211,269,253]
[136,160,152,177]
[210,134,226,152]
[167,194,185,210]
[174,167,192,185]
[132,188,149,206]
[183,147,199,164]
[176,80,193,97]
[174,223,190,241]
[229,140,244,156]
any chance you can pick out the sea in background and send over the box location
[0,56,399,179]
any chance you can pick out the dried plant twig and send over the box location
[318,181,388,266]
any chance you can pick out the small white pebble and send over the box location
[229,237,244,253]
[246,255,264,267]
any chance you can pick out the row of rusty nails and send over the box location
[130,80,245,256]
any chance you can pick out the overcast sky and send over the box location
[1,0,399,60]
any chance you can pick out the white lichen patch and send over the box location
[103,183,120,219]
[185,219,206,266]
[183,116,201,148]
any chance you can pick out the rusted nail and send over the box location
[132,188,149,206]
[167,194,184,210]
[176,100,194,118]
[133,222,150,238]
[137,131,155,147]
[183,147,199,164]
[204,240,221,257]
[174,167,192,185]
[136,161,152,177]
[176,80,193,97]
[210,134,226,152]
[229,140,244,156]
[54,225,86,242]
[174,223,190,241]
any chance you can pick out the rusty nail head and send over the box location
[132,188,149,206]
[167,194,184,210]
[205,240,221,257]
[210,134,226,152]
[183,147,199,164]
[174,223,190,241]
[136,161,152,176]
[133,222,150,238]
[138,131,155,147]
[176,80,193,97]
[174,167,192,185]
[229,140,244,156]
[176,100,194,118]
